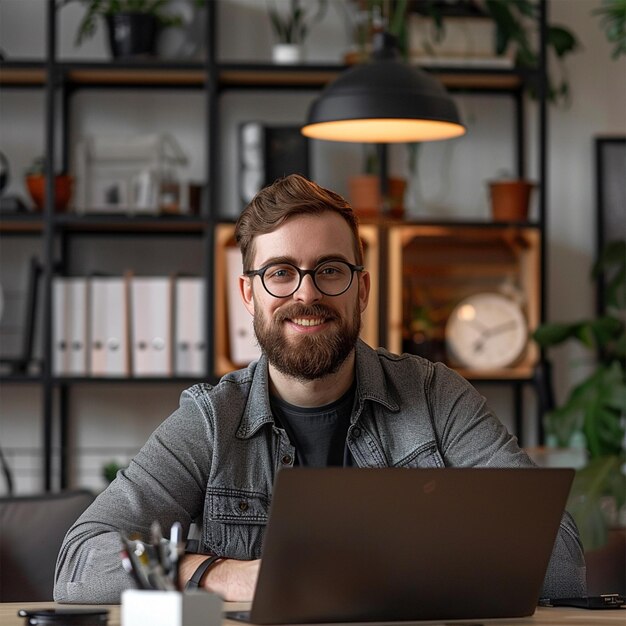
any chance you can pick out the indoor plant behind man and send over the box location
[65,0,201,58]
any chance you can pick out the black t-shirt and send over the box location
[270,382,356,467]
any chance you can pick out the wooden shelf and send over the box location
[0,61,46,86]
[0,374,43,383]
[1,60,531,92]
[0,213,44,233]
[456,366,535,382]
[388,224,541,379]
[61,61,207,87]
[217,63,529,91]
[53,214,207,234]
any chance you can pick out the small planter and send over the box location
[105,13,159,59]
[488,179,534,222]
[272,43,304,64]
[349,175,406,219]
[25,174,74,212]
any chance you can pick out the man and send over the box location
[55,174,586,604]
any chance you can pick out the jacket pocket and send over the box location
[394,441,444,469]
[204,487,270,559]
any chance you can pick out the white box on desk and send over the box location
[121,589,222,626]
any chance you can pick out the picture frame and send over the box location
[595,136,625,315]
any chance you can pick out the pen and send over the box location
[121,547,146,589]
[169,521,183,587]
[151,520,170,573]
[120,535,151,590]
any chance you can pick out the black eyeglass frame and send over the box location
[244,260,364,299]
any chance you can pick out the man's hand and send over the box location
[179,553,260,601]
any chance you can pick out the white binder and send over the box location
[89,276,130,376]
[226,247,261,366]
[130,276,173,376]
[53,277,88,376]
[174,277,206,377]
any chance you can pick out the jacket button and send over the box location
[351,427,362,439]
[282,454,293,465]
[238,501,249,512]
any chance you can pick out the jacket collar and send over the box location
[236,339,400,439]
[353,339,400,418]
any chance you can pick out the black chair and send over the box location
[0,489,95,601]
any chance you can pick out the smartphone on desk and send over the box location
[17,608,109,624]
[539,594,625,610]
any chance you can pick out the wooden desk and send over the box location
[1,602,624,626]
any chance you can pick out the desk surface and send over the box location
[1,602,625,626]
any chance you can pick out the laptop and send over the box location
[228,467,574,624]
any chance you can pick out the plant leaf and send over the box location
[533,322,582,346]
[548,25,580,58]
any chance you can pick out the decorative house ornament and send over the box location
[75,133,189,215]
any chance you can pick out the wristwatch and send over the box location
[185,555,223,590]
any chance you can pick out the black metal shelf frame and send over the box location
[0,0,549,490]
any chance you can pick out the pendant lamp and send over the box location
[302,32,465,143]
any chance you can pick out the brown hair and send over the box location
[235,174,363,271]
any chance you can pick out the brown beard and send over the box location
[253,300,361,381]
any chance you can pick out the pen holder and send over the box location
[121,589,222,626]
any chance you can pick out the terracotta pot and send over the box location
[488,179,534,222]
[349,175,406,219]
[25,174,74,212]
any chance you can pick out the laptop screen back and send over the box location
[249,467,574,624]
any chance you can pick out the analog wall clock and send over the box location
[445,292,527,370]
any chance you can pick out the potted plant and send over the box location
[24,157,74,212]
[487,172,535,222]
[358,1,579,104]
[348,145,406,219]
[533,239,626,551]
[62,1,201,59]
[267,0,328,64]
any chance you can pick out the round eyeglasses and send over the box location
[244,260,364,299]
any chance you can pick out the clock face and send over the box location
[445,293,527,370]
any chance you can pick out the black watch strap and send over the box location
[185,555,222,591]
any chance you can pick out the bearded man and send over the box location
[55,175,586,604]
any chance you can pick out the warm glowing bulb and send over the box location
[301,119,466,143]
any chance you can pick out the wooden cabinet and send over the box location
[387,224,540,380]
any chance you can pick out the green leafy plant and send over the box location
[102,460,126,483]
[533,240,626,548]
[24,156,47,177]
[267,0,328,45]
[414,0,580,104]
[62,0,203,46]
[593,0,626,59]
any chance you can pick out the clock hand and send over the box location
[473,321,520,353]
[482,320,520,338]
[469,319,490,334]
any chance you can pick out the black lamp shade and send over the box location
[302,55,466,143]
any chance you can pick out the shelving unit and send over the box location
[0,0,550,491]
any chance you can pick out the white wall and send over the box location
[546,1,626,404]
[0,0,624,492]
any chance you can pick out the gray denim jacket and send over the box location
[54,340,586,603]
